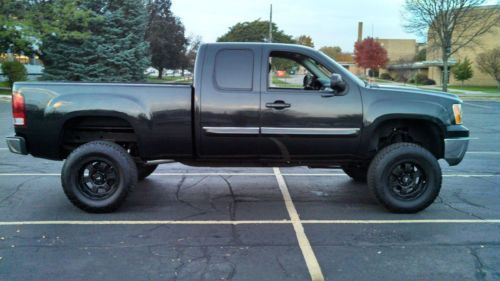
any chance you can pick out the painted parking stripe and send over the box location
[467,151,500,155]
[464,102,496,109]
[0,172,499,177]
[274,167,325,281]
[0,219,499,226]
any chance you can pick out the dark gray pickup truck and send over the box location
[7,42,470,213]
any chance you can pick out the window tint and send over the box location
[215,49,254,90]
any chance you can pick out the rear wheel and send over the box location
[367,142,442,213]
[136,163,158,180]
[341,164,368,182]
[61,141,137,213]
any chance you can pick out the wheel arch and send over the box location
[363,115,446,159]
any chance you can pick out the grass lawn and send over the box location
[147,76,192,84]
[448,85,500,93]
[271,76,303,88]
[0,88,11,95]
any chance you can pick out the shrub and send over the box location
[410,73,436,85]
[414,73,428,84]
[380,73,392,80]
[1,61,27,88]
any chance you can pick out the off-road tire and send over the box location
[367,142,442,213]
[61,141,137,213]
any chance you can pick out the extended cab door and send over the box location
[196,44,262,159]
[259,46,363,161]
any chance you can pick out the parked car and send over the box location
[6,43,470,213]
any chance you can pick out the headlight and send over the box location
[452,104,462,125]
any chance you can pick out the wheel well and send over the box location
[370,119,444,159]
[61,116,138,158]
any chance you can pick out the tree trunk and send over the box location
[442,56,449,92]
[157,68,163,79]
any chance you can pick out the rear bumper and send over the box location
[5,136,28,155]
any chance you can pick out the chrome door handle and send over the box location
[266,100,291,109]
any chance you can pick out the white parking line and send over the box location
[0,172,499,177]
[467,151,500,155]
[464,102,496,109]
[0,219,499,226]
[274,167,325,281]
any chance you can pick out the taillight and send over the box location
[12,91,26,127]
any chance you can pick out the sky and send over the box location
[171,0,421,52]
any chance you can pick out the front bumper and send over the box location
[5,136,28,155]
[444,137,469,166]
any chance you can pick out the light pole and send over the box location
[268,4,273,43]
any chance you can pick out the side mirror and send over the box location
[330,73,346,93]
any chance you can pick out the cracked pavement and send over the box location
[0,101,499,281]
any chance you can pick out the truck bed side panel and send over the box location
[13,83,193,160]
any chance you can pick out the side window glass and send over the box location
[215,49,253,91]
[268,51,332,91]
[269,57,305,89]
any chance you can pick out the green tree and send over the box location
[217,20,294,43]
[452,58,473,86]
[145,0,188,79]
[0,1,35,55]
[415,48,426,62]
[476,48,500,89]
[296,35,314,47]
[180,35,202,75]
[1,61,27,87]
[319,46,342,60]
[42,0,150,81]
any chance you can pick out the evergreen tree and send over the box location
[145,0,187,79]
[217,20,294,43]
[42,0,150,82]
[452,58,473,86]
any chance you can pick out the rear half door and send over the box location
[197,44,262,159]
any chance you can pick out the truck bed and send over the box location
[13,82,194,160]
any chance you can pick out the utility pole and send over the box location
[269,4,273,43]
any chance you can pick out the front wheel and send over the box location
[61,141,137,213]
[367,142,442,213]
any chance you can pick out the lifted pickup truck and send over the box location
[7,42,470,213]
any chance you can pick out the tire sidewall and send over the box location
[369,144,442,213]
[62,142,137,212]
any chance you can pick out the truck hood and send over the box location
[368,83,461,103]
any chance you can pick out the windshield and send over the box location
[317,50,367,87]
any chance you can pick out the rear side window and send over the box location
[215,49,254,91]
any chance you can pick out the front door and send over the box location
[260,48,363,162]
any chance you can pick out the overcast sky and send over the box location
[171,0,422,52]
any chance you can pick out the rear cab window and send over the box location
[215,49,254,91]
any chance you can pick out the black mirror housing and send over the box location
[330,73,346,93]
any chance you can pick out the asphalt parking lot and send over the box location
[0,99,499,281]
